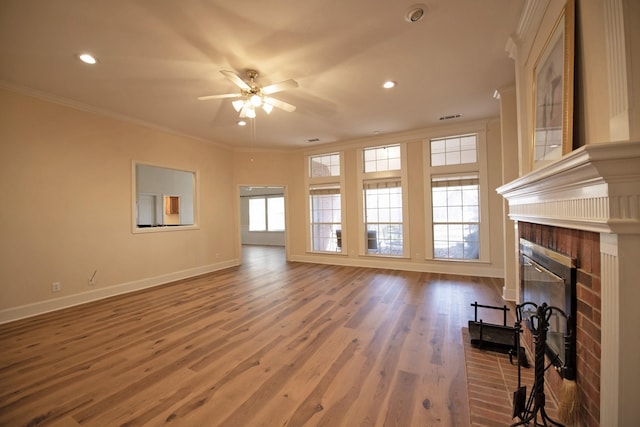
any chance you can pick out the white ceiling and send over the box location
[0,0,524,149]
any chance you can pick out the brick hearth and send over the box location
[463,328,559,426]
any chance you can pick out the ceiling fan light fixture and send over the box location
[199,69,298,119]
[232,99,245,112]
[250,94,262,107]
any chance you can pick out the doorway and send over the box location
[239,186,287,260]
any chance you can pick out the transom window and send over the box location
[430,134,477,166]
[309,153,340,177]
[363,144,401,173]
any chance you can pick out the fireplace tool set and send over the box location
[511,302,573,427]
[468,301,528,366]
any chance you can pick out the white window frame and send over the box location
[357,143,409,257]
[248,195,285,232]
[306,152,346,253]
[423,130,490,262]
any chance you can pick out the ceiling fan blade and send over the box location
[262,79,298,95]
[197,93,241,101]
[220,70,251,91]
[264,96,296,112]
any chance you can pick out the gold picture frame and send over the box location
[531,0,575,169]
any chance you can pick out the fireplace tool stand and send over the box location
[511,302,569,427]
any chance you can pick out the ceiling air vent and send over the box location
[439,113,462,121]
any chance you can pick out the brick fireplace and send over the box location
[519,222,600,426]
[497,141,640,426]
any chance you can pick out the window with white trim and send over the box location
[310,153,340,178]
[361,144,405,256]
[364,181,403,255]
[427,133,483,261]
[364,144,401,173]
[249,196,285,231]
[430,134,477,166]
[432,174,479,259]
[308,153,343,252]
[309,186,341,251]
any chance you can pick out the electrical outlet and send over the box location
[51,282,61,292]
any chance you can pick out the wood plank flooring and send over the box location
[0,246,508,427]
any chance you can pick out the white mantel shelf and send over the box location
[497,141,640,234]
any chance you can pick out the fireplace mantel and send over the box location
[497,141,640,234]
[498,140,640,426]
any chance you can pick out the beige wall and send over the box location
[0,89,237,318]
[0,89,509,321]
[515,0,639,170]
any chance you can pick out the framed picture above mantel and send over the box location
[531,0,575,170]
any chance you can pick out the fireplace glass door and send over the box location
[519,238,576,374]
[522,255,568,366]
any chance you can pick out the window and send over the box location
[309,153,340,177]
[249,196,285,231]
[364,181,403,255]
[308,153,343,252]
[364,144,401,173]
[432,174,479,259]
[267,197,285,231]
[426,132,486,261]
[430,134,477,166]
[360,143,406,256]
[309,186,341,251]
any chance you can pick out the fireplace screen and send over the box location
[520,239,576,373]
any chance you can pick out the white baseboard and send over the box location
[0,259,240,325]
[289,254,504,278]
[502,286,518,302]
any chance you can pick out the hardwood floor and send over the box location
[0,246,507,427]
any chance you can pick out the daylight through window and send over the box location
[249,196,285,232]
[363,181,403,255]
[431,174,479,260]
[308,153,343,252]
[430,134,477,166]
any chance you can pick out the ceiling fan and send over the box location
[198,69,298,118]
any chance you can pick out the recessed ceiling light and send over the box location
[237,120,247,126]
[78,53,97,65]
[383,81,396,89]
[405,4,427,23]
